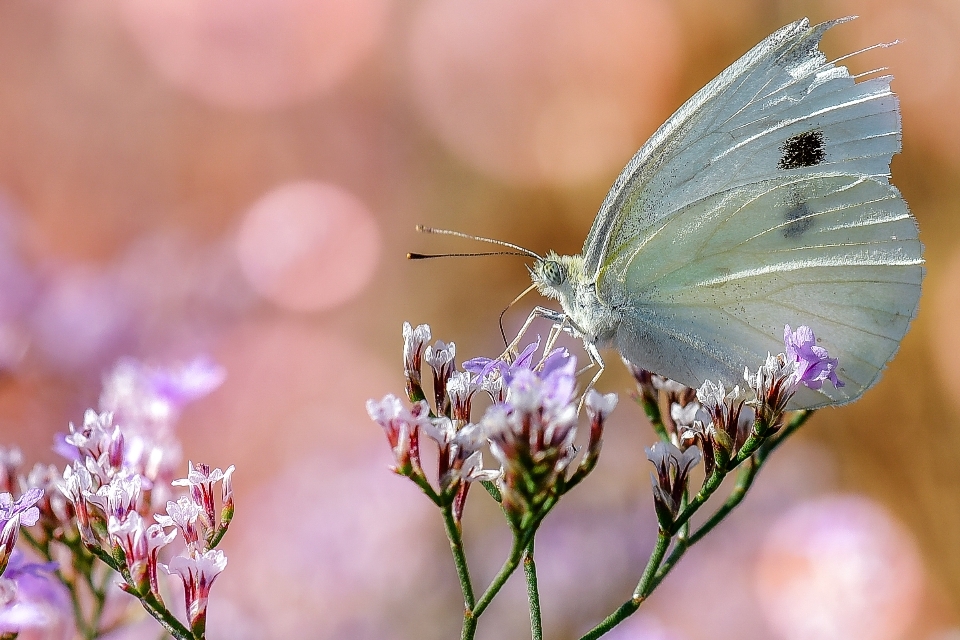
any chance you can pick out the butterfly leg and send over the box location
[575,342,606,413]
[501,306,567,359]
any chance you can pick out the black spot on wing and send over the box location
[778,130,826,170]
[783,200,813,238]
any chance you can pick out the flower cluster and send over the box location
[0,356,232,640]
[638,325,842,530]
[369,323,617,529]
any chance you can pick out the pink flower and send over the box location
[162,550,227,631]
[172,462,235,529]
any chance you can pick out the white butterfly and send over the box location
[518,17,923,410]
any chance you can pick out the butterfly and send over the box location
[417,17,923,410]
[418,18,924,409]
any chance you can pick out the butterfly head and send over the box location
[530,252,587,305]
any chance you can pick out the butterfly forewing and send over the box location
[584,18,901,279]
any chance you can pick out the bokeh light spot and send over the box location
[755,495,923,640]
[118,0,391,110]
[407,0,681,186]
[236,181,381,313]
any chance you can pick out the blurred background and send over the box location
[0,0,957,638]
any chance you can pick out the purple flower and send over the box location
[0,550,70,636]
[481,354,582,525]
[463,338,569,386]
[784,325,843,390]
[0,488,42,576]
[147,356,226,408]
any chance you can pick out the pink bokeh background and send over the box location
[0,1,957,638]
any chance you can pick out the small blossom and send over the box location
[162,549,227,631]
[0,488,42,529]
[646,441,701,529]
[172,462,235,530]
[64,410,117,462]
[87,473,142,521]
[425,340,457,412]
[402,322,432,400]
[0,489,42,575]
[567,389,617,486]
[696,380,748,461]
[669,401,701,430]
[784,324,843,390]
[586,390,618,422]
[108,512,149,588]
[446,370,478,422]
[366,395,430,476]
[58,463,94,543]
[145,523,176,595]
[156,497,203,552]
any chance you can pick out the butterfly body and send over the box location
[529,17,923,410]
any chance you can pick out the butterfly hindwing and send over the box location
[606,173,922,407]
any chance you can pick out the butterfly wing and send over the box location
[584,17,900,279]
[586,18,922,407]
[607,172,922,408]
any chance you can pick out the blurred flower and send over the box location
[0,551,70,638]
[0,448,22,496]
[755,495,923,640]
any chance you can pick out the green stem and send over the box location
[644,456,764,597]
[668,467,726,534]
[462,536,527,639]
[523,539,542,640]
[766,409,812,454]
[137,591,196,640]
[411,474,441,505]
[688,458,758,546]
[578,409,815,639]
[578,531,671,640]
[441,505,475,611]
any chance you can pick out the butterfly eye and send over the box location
[541,261,565,287]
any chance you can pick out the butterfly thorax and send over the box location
[530,252,621,347]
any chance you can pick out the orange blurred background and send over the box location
[0,1,958,638]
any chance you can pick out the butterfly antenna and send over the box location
[415,225,542,260]
[499,283,538,347]
[407,251,531,259]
